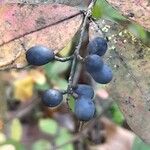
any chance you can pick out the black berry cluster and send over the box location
[73,84,95,121]
[85,37,113,84]
[25,36,113,122]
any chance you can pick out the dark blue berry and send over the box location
[85,54,104,73]
[42,89,63,107]
[73,84,94,98]
[26,45,55,66]
[88,37,108,56]
[74,97,95,121]
[91,64,113,84]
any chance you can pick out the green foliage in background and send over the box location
[109,102,124,125]
[38,118,59,135]
[55,128,74,150]
[44,61,69,89]
[10,118,23,142]
[32,139,52,150]
[92,0,150,44]
[0,139,25,150]
[132,137,150,150]
[38,118,74,150]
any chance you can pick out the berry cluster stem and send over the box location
[66,0,97,103]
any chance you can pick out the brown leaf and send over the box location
[90,20,150,143]
[106,0,150,31]
[2,0,91,9]
[0,4,82,70]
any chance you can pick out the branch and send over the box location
[66,0,97,98]
[55,55,73,62]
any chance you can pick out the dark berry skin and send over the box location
[73,84,94,98]
[88,37,108,56]
[26,45,55,66]
[91,64,113,84]
[85,54,104,73]
[74,97,95,121]
[42,89,63,107]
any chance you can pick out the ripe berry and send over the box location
[42,89,63,107]
[88,37,108,56]
[26,45,55,66]
[73,84,94,98]
[85,54,103,73]
[91,64,113,84]
[74,97,95,121]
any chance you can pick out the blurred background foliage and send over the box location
[0,0,150,149]
[92,0,150,45]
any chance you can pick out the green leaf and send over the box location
[68,96,75,112]
[109,103,124,125]
[38,118,58,135]
[44,61,69,78]
[50,61,69,75]
[32,139,52,150]
[132,137,150,150]
[44,63,54,79]
[95,0,125,21]
[54,78,68,89]
[92,0,102,20]
[0,139,25,150]
[56,128,74,150]
[59,40,73,56]
[35,82,50,91]
[10,118,22,142]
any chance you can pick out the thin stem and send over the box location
[75,12,90,56]
[66,0,96,107]
[67,0,97,92]
[68,55,77,90]
[55,55,73,62]
[66,55,77,109]
[72,63,82,86]
[78,121,84,132]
